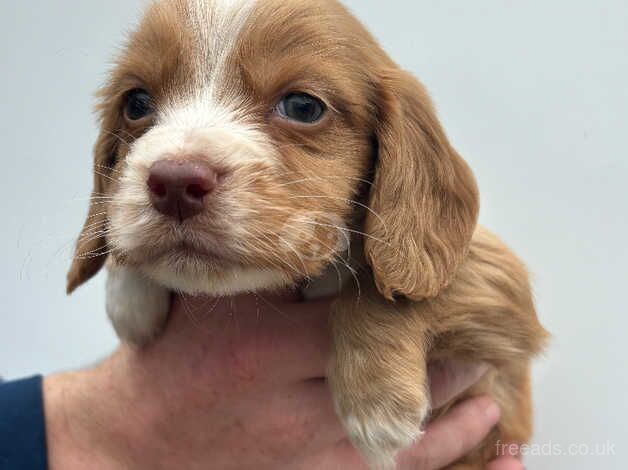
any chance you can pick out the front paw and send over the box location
[329,358,430,469]
[344,403,428,470]
[106,267,171,346]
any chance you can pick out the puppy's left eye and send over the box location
[124,88,154,122]
[277,93,326,124]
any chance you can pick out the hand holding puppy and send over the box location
[45,295,522,470]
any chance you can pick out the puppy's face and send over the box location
[68,0,480,300]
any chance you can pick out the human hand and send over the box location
[45,293,523,470]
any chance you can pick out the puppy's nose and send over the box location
[147,159,217,221]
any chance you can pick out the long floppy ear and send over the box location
[365,69,479,301]
[66,112,120,294]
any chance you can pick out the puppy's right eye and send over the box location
[276,93,326,124]
[124,88,154,122]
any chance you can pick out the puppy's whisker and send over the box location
[83,213,109,223]
[242,227,307,278]
[78,226,142,245]
[77,235,110,246]
[339,260,362,303]
[177,290,204,330]
[275,176,374,188]
[326,258,345,292]
[276,219,346,261]
[94,163,123,175]
[74,252,113,260]
[102,130,131,147]
[93,170,121,185]
[254,294,294,323]
[289,218,390,247]
[78,222,109,235]
[58,195,114,204]
[273,233,311,278]
[277,219,361,298]
[78,223,110,236]
[78,226,110,237]
[117,128,137,142]
[329,257,362,303]
[88,196,111,201]
[274,217,346,259]
[87,201,146,207]
[287,195,389,237]
[253,230,309,278]
[74,245,115,260]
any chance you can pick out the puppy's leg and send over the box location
[106,264,170,346]
[329,281,430,470]
[426,228,548,468]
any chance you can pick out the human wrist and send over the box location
[44,370,115,470]
[43,353,157,470]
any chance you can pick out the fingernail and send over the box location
[483,400,501,422]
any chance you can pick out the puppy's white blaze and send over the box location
[150,0,273,168]
[124,0,273,171]
[185,0,258,94]
[126,118,273,169]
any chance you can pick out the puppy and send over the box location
[67,1,548,468]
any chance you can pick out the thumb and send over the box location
[428,359,489,408]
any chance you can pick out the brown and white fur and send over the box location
[67,1,548,468]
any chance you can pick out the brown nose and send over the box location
[147,159,217,221]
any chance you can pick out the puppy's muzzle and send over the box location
[147,159,218,222]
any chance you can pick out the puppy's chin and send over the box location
[140,260,293,296]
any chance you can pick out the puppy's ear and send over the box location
[365,70,479,300]
[66,109,120,294]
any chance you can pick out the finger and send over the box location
[427,359,489,408]
[398,395,501,470]
[487,457,524,470]
[489,442,522,470]
[164,294,334,382]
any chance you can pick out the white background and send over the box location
[1,1,626,469]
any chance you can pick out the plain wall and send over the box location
[1,1,626,468]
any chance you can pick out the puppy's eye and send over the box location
[277,93,326,124]
[124,88,154,121]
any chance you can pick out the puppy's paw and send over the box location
[343,403,428,469]
[106,266,170,346]
[329,355,430,470]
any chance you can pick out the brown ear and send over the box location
[365,69,479,300]
[66,184,109,294]
[66,113,120,294]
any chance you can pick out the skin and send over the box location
[44,294,523,470]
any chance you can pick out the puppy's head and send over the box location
[67,0,478,299]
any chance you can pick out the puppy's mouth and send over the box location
[112,224,238,268]
[118,225,295,296]
[156,235,237,264]
[169,240,232,263]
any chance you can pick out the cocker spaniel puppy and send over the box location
[68,1,548,468]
